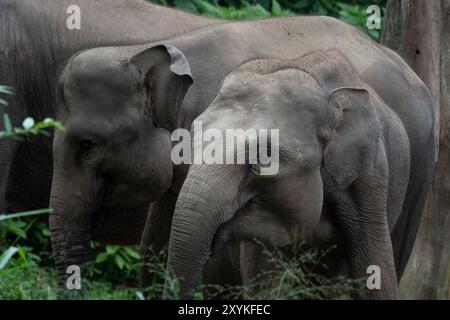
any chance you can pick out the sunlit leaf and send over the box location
[0,209,52,221]
[3,114,12,133]
[0,85,15,95]
[0,247,19,270]
[0,98,9,106]
[123,247,140,259]
[115,255,125,270]
[106,245,118,255]
[95,252,109,263]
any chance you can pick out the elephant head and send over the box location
[49,44,193,297]
[165,51,382,298]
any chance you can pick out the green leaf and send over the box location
[0,209,52,221]
[0,85,15,95]
[320,0,339,13]
[6,221,27,239]
[95,252,109,263]
[194,0,226,18]
[106,245,118,255]
[241,2,271,19]
[0,247,19,270]
[174,0,197,12]
[41,228,50,237]
[115,255,125,270]
[272,0,282,15]
[3,114,12,133]
[271,0,293,16]
[17,247,29,265]
[313,2,327,15]
[0,98,8,106]
[123,247,140,260]
[135,291,145,300]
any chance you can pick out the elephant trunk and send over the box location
[49,165,104,299]
[164,164,247,299]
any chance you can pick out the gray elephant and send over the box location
[0,0,218,264]
[0,0,217,213]
[54,15,434,299]
[0,0,220,296]
[165,49,435,299]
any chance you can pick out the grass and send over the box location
[140,243,365,300]
[0,264,140,300]
[0,266,57,300]
[0,241,364,300]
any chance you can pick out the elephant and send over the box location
[165,49,435,299]
[54,14,434,299]
[0,0,219,296]
[0,0,217,222]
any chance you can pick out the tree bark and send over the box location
[382,0,450,299]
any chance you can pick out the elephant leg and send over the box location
[326,156,398,299]
[212,206,290,297]
[139,191,177,289]
[203,242,242,299]
[0,135,19,213]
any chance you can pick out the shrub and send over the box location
[150,0,387,39]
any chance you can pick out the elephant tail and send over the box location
[390,90,436,281]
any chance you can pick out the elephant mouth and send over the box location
[91,206,148,244]
[90,181,150,245]
[210,197,257,256]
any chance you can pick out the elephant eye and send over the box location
[75,138,103,166]
[79,139,96,153]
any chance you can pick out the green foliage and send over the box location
[150,0,387,39]
[0,85,14,106]
[139,243,364,300]
[91,243,140,283]
[0,86,62,274]
[0,216,53,272]
[0,218,54,300]
[0,266,57,300]
[0,85,68,299]
[140,248,178,299]
[335,2,383,39]
[1,214,362,300]
[201,242,364,299]
[0,85,64,139]
[0,116,65,139]
[0,214,142,299]
[0,265,140,300]
[153,0,294,19]
[0,209,53,221]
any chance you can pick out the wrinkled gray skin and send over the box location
[0,0,217,212]
[53,45,191,295]
[57,16,434,299]
[0,0,219,298]
[168,50,434,299]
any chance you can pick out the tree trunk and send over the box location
[382,0,450,299]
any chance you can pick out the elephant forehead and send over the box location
[221,68,322,102]
[63,51,138,95]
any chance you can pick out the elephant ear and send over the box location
[324,87,381,190]
[130,44,193,130]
